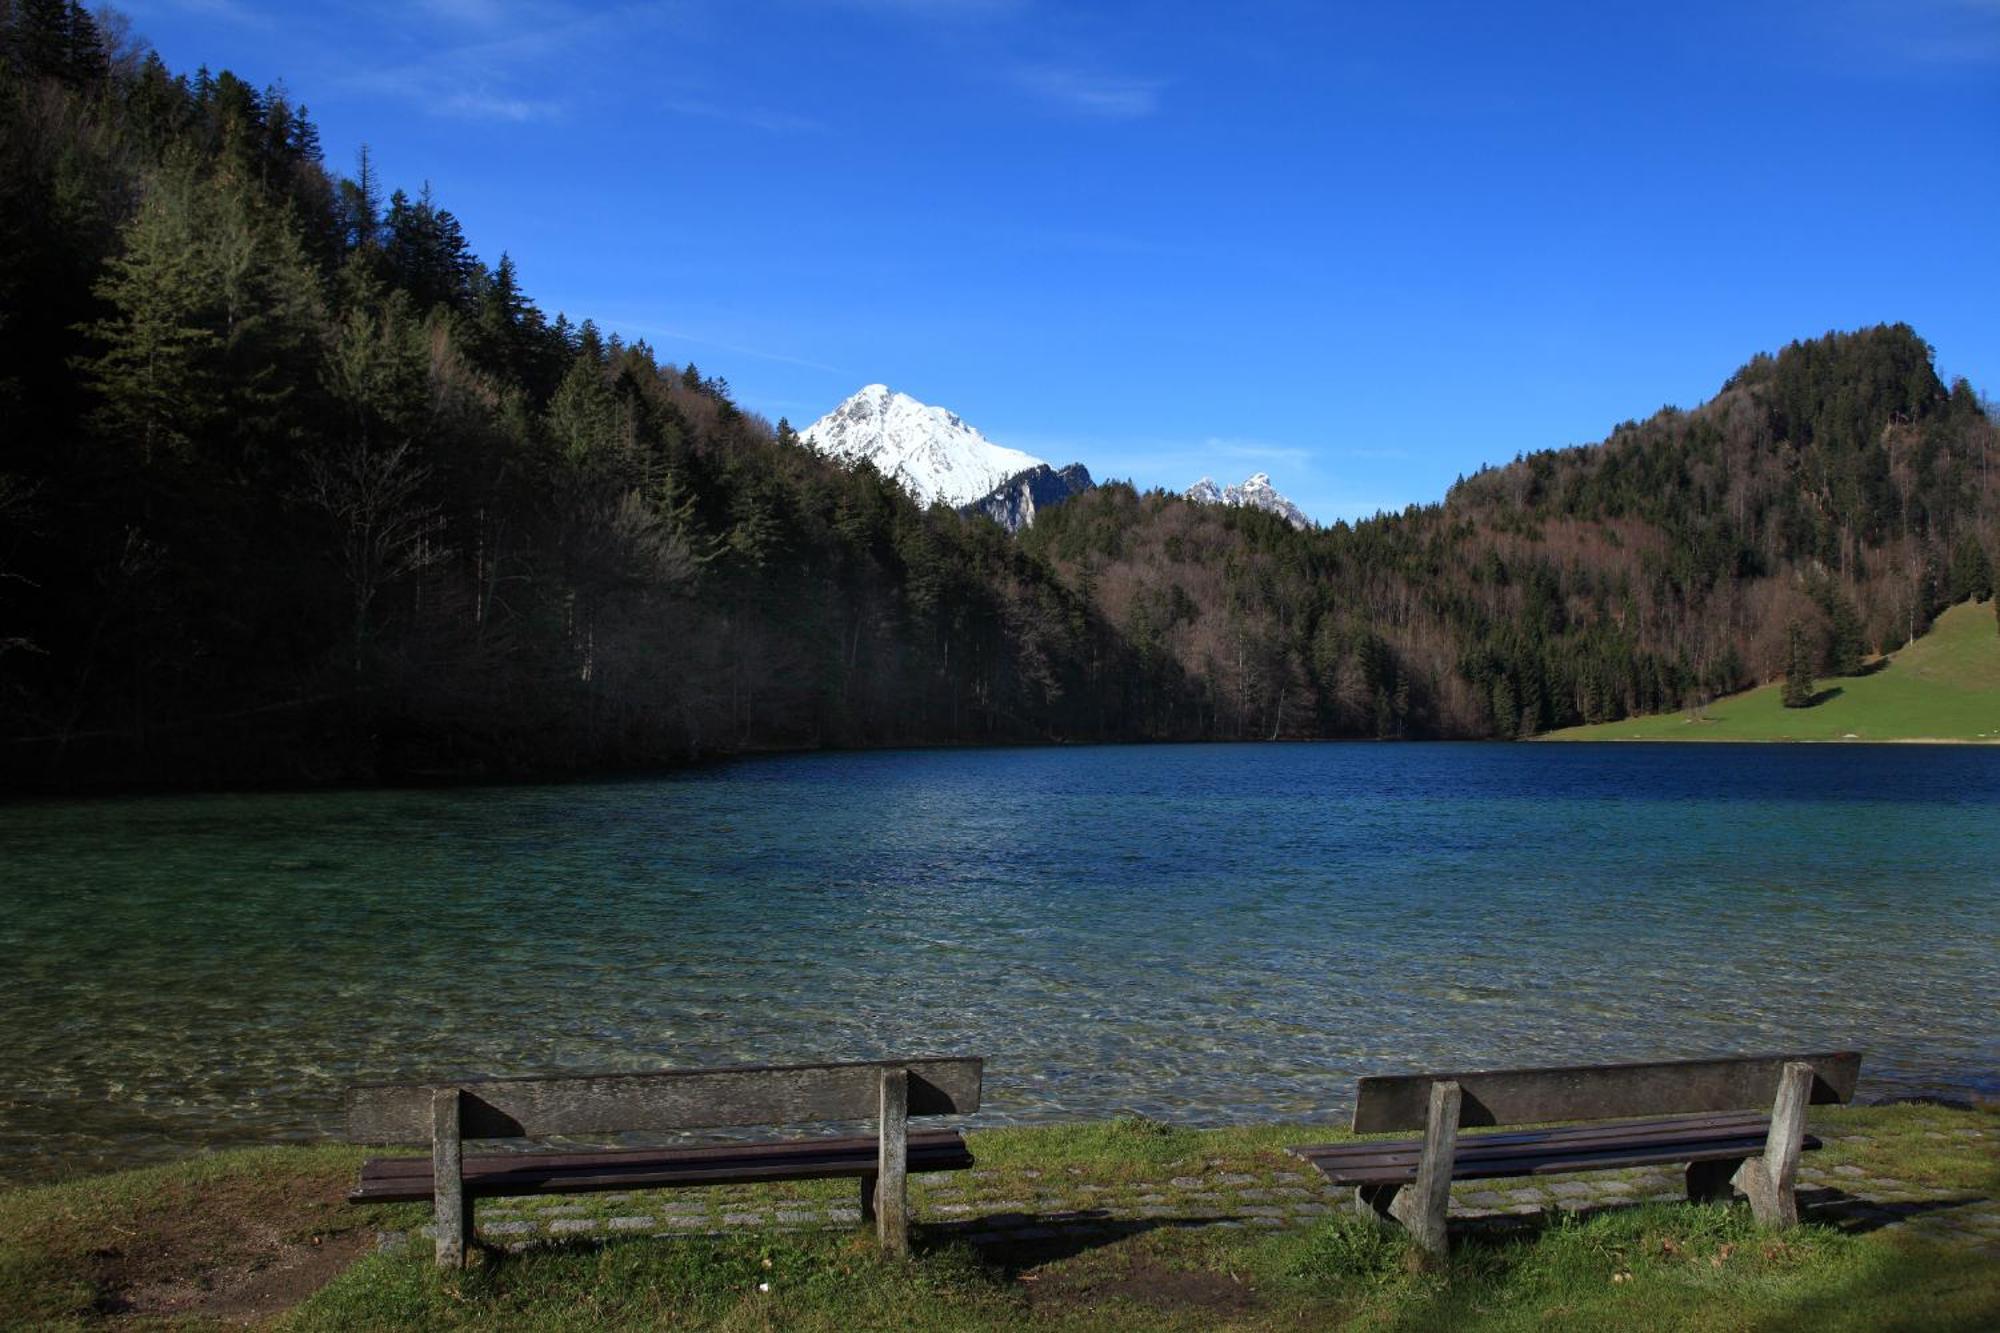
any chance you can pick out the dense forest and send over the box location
[1025,325,1998,742]
[2,5,1995,790]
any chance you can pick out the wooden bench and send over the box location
[1290,1051,1862,1257]
[344,1056,982,1267]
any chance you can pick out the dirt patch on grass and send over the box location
[81,1165,371,1322]
[1030,1256,1261,1320]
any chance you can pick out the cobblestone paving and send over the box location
[390,1126,1999,1259]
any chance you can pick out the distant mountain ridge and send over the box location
[963,462,1095,532]
[798,385,1315,532]
[1184,472,1311,529]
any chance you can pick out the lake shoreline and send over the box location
[5,1106,1996,1329]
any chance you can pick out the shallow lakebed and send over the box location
[2,742,1996,1181]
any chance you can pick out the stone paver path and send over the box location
[390,1127,2000,1260]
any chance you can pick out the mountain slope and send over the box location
[797,385,1047,507]
[963,462,1095,532]
[1025,325,1998,742]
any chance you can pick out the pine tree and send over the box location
[81,169,226,462]
[82,165,325,466]
[1947,533,1992,603]
[1781,620,1816,708]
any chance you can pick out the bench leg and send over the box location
[876,1068,910,1257]
[1686,1158,1743,1203]
[432,1088,470,1269]
[860,1173,878,1225]
[1354,1183,1397,1221]
[1733,1061,1812,1228]
[1386,1079,1460,1261]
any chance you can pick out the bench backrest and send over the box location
[1352,1051,1861,1133]
[345,1056,983,1144]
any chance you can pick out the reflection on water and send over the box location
[2,742,1996,1181]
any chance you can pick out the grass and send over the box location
[2,1105,1995,1330]
[1544,599,2000,742]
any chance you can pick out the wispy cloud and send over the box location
[440,90,562,122]
[662,98,825,134]
[1003,432,1319,485]
[1833,0,2000,66]
[1208,438,1313,466]
[135,0,274,27]
[344,2,661,123]
[1012,65,1163,119]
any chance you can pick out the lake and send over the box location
[2,742,1996,1182]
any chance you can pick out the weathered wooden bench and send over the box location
[344,1056,982,1267]
[1290,1051,1862,1257]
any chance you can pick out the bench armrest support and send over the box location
[1388,1079,1461,1259]
[876,1067,910,1256]
[432,1088,471,1269]
[1733,1060,1812,1227]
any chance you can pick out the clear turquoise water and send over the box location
[2,742,1996,1181]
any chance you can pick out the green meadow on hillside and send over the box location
[1546,601,2000,743]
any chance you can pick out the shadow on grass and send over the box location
[467,1209,1248,1275]
[1797,1186,1993,1235]
[1438,1188,1988,1242]
[924,1211,1251,1273]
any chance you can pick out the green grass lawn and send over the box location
[1546,599,2000,742]
[3,1106,1995,1331]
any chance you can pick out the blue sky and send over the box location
[125,0,1999,523]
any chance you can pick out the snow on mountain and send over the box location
[1183,472,1312,529]
[798,385,1048,508]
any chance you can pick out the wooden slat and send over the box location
[1352,1052,1861,1133]
[346,1057,982,1143]
[1296,1113,1772,1168]
[348,1138,973,1203]
[1307,1132,1822,1186]
[357,1130,968,1180]
[1305,1127,1796,1181]
[358,1136,976,1184]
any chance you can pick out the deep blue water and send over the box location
[1,742,1996,1180]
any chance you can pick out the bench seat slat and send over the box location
[1299,1126,1821,1187]
[357,1130,967,1181]
[349,1132,972,1203]
[1293,1112,1773,1170]
[1296,1110,1766,1162]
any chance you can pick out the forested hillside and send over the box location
[1022,324,1996,742]
[2,6,1994,790]
[0,3,1163,789]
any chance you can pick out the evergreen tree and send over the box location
[1947,533,1992,603]
[81,168,227,463]
[1781,620,1816,709]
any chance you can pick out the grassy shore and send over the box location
[1545,600,2000,743]
[3,1105,1996,1330]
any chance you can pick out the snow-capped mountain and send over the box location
[798,385,1047,508]
[1184,472,1311,529]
